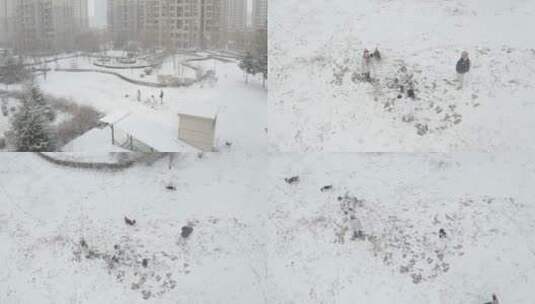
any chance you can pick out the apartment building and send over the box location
[252,0,267,31]
[0,0,16,47]
[222,0,246,31]
[108,0,231,50]
[1,0,89,53]
[73,0,89,31]
[139,0,200,49]
[199,0,223,48]
[107,0,143,47]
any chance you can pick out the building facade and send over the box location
[218,0,249,50]
[108,0,239,50]
[1,0,89,53]
[252,0,267,31]
[107,0,142,47]
[140,0,201,49]
[0,0,16,47]
[222,0,246,31]
[73,0,89,31]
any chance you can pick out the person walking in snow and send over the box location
[456,51,471,89]
[137,89,141,102]
[159,90,164,104]
[350,215,364,240]
[361,49,373,82]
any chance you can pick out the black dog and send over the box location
[285,176,300,184]
[124,216,136,226]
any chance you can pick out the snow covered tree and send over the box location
[10,84,55,151]
[28,84,55,121]
[239,52,257,84]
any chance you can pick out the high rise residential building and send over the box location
[108,0,224,50]
[107,0,142,47]
[0,0,16,46]
[73,0,89,31]
[139,0,201,49]
[1,0,89,53]
[199,0,223,48]
[252,0,266,31]
[106,0,255,50]
[222,0,246,31]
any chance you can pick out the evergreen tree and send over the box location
[239,52,257,84]
[10,85,55,151]
[29,84,55,121]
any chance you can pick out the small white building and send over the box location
[177,106,217,152]
[99,111,198,152]
[95,106,217,152]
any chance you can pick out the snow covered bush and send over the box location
[9,84,55,151]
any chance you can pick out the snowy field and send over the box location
[269,0,535,152]
[1,152,534,303]
[32,53,266,152]
[0,153,268,304]
[266,153,535,304]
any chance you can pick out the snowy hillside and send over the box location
[0,153,268,304]
[265,153,535,304]
[269,0,535,152]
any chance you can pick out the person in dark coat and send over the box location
[372,47,381,61]
[159,90,164,104]
[456,51,471,88]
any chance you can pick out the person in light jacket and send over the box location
[361,49,373,82]
[456,51,471,89]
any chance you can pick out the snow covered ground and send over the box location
[1,152,534,303]
[0,153,269,303]
[34,53,266,152]
[269,0,535,152]
[265,153,535,304]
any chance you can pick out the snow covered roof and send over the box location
[101,111,199,152]
[100,111,131,125]
[61,128,130,152]
[177,104,218,120]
